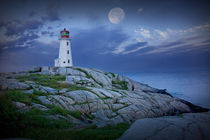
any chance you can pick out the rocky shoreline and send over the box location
[0,66,208,129]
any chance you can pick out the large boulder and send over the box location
[65,90,99,103]
[88,87,122,98]
[31,85,58,94]
[66,67,86,76]
[0,78,30,90]
[119,111,210,140]
[81,68,112,88]
[66,75,94,85]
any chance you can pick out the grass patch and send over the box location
[0,93,73,139]
[75,80,94,86]
[65,85,93,92]
[6,91,32,105]
[111,89,119,92]
[47,105,82,119]
[15,74,90,91]
[10,122,130,140]
[112,80,128,90]
[100,97,112,100]
[16,74,65,89]
[109,72,116,77]
[5,90,43,105]
[6,76,12,79]
[16,74,65,82]
[178,114,183,118]
[104,72,116,78]
[85,113,95,120]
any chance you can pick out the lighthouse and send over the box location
[55,28,73,67]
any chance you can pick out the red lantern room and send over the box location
[60,28,69,38]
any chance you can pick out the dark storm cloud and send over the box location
[42,0,60,21]
[0,33,39,51]
[202,39,210,44]
[4,20,43,36]
[0,18,43,50]
[29,11,36,17]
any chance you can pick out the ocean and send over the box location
[126,71,210,109]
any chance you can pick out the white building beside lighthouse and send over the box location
[55,28,73,67]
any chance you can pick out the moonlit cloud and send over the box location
[137,8,143,13]
[134,28,151,39]
[154,29,168,40]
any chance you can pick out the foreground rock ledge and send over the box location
[0,66,208,127]
[119,111,210,140]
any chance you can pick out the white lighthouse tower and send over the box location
[55,28,73,67]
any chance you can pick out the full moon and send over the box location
[108,8,125,24]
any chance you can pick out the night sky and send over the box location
[0,0,210,73]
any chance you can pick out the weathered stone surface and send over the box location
[41,66,50,74]
[66,68,86,76]
[59,88,68,94]
[88,100,109,112]
[0,78,30,90]
[87,87,106,98]
[119,111,210,140]
[13,101,26,109]
[88,87,122,98]
[73,104,90,113]
[31,103,49,111]
[57,67,67,75]
[66,75,93,84]
[82,68,112,88]
[48,95,75,110]
[92,109,109,121]
[65,90,99,103]
[23,89,34,94]
[37,96,52,105]
[38,86,58,94]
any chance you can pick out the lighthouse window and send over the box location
[68,59,70,63]
[67,42,69,46]
[67,50,69,54]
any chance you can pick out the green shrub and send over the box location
[6,91,32,105]
[85,113,95,120]
[47,105,82,119]
[112,80,128,90]
[16,74,65,89]
[0,92,20,120]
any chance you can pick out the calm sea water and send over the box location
[126,72,210,109]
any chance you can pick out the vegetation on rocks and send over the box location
[0,91,130,140]
[0,91,129,140]
[112,80,128,90]
[0,66,208,140]
[16,74,66,89]
[75,68,104,87]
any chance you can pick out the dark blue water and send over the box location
[126,72,210,109]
